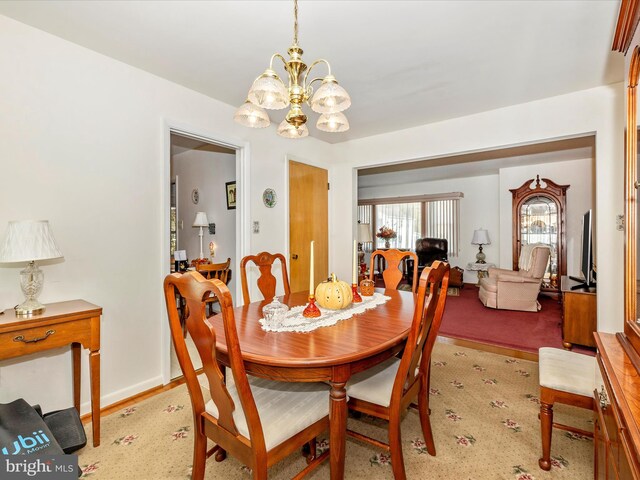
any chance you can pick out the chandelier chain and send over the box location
[293,0,298,45]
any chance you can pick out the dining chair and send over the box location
[537,347,595,470]
[164,271,330,480]
[346,261,450,480]
[240,252,290,304]
[369,249,419,293]
[196,258,231,317]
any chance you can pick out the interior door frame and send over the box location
[285,155,333,288]
[161,120,250,385]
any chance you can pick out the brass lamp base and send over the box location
[15,299,46,316]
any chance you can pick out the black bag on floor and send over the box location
[42,408,87,454]
[0,398,64,456]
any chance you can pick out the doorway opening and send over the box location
[167,132,239,380]
[356,135,596,357]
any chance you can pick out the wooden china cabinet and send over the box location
[593,4,640,478]
[511,175,568,294]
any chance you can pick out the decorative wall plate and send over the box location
[263,188,277,208]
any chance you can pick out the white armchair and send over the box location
[478,244,551,312]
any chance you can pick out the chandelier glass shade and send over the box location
[277,119,309,139]
[316,111,349,133]
[234,0,350,138]
[233,100,270,128]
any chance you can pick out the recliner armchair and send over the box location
[407,237,448,282]
[478,244,551,312]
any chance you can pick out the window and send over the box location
[424,199,460,257]
[358,192,462,257]
[375,202,421,249]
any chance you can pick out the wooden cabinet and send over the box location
[598,5,640,479]
[560,276,596,349]
[510,175,568,294]
[594,333,640,479]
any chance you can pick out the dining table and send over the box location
[208,288,416,480]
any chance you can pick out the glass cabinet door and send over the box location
[519,196,558,285]
[511,175,569,294]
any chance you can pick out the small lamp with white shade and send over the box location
[192,212,209,260]
[471,228,491,264]
[0,220,63,316]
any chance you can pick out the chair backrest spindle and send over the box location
[369,249,419,292]
[240,252,290,304]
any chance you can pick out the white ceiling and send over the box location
[0,1,623,144]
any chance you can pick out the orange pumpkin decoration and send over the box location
[315,273,353,310]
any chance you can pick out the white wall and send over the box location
[498,158,594,276]
[172,149,237,297]
[331,84,624,333]
[0,15,333,413]
[358,174,500,282]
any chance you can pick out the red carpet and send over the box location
[440,285,595,355]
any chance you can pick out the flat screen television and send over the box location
[570,209,595,289]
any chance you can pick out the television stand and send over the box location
[560,276,597,349]
[568,276,596,291]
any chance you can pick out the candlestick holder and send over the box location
[302,295,321,318]
[352,283,362,303]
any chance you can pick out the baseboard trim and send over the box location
[80,375,181,424]
[80,369,206,423]
[436,335,538,362]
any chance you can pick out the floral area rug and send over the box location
[78,342,592,479]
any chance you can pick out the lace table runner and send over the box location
[259,293,391,333]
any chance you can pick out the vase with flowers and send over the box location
[376,226,397,248]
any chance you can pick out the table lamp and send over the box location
[471,228,490,264]
[192,212,209,259]
[0,220,63,316]
[357,222,373,271]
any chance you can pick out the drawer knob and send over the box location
[13,329,55,344]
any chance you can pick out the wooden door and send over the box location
[289,160,328,293]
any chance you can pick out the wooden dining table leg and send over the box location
[329,366,349,480]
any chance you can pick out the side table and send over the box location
[0,300,102,446]
[466,262,496,286]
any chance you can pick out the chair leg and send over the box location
[192,430,207,480]
[303,439,317,464]
[388,412,407,480]
[418,378,436,456]
[538,400,553,471]
[214,448,227,462]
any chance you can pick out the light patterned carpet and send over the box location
[78,342,592,479]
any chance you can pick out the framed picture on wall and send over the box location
[226,181,236,210]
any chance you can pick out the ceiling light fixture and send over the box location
[233,0,351,139]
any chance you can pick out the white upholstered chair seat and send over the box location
[346,357,401,407]
[538,347,596,396]
[205,376,330,451]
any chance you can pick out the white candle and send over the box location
[309,240,315,295]
[353,239,357,284]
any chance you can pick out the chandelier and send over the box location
[233,0,351,139]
